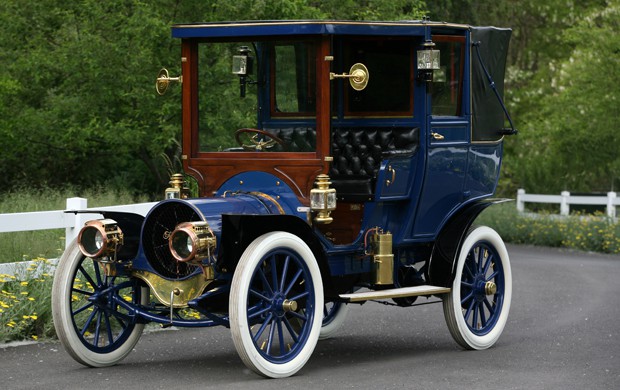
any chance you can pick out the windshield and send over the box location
[197,40,317,153]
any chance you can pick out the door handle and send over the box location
[386,165,396,186]
[431,132,445,140]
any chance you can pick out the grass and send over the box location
[1,191,618,343]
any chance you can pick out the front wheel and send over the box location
[52,241,146,367]
[443,226,512,350]
[229,232,324,378]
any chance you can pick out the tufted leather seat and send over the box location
[330,127,419,201]
[269,127,316,152]
[263,126,419,201]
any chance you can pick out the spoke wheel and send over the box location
[443,226,512,350]
[319,302,349,340]
[230,232,323,378]
[52,241,146,367]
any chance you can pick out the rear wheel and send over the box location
[319,302,349,340]
[52,241,146,367]
[443,226,512,350]
[229,232,323,378]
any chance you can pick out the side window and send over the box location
[271,42,316,116]
[342,39,413,116]
[431,36,465,116]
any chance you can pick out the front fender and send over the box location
[427,199,510,287]
[67,210,145,260]
[220,214,335,297]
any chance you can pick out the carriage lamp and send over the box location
[169,221,216,264]
[232,46,254,98]
[310,174,337,224]
[165,173,190,199]
[77,219,123,258]
[417,40,440,83]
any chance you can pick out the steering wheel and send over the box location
[234,128,284,151]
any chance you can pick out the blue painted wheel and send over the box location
[443,226,512,350]
[52,242,146,367]
[230,232,323,378]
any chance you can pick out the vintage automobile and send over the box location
[52,19,516,378]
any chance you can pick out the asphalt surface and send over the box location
[1,245,619,389]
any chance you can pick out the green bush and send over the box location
[476,203,620,254]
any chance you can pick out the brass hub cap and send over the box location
[282,299,298,313]
[485,281,497,296]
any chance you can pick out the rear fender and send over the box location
[427,199,510,287]
[219,214,335,297]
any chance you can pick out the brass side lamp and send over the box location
[310,174,337,224]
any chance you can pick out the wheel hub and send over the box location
[484,281,497,296]
[272,293,298,317]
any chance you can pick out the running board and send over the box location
[339,285,451,303]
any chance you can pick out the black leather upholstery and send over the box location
[330,127,419,200]
[270,127,316,152]
[264,126,419,200]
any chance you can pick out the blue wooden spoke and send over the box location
[72,301,94,316]
[284,269,303,296]
[279,255,290,292]
[282,317,300,343]
[252,313,274,342]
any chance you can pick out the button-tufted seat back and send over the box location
[330,127,419,200]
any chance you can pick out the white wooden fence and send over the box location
[516,189,619,218]
[0,198,156,277]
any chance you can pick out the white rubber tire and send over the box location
[229,232,324,378]
[443,226,512,350]
[52,241,145,367]
[319,302,349,340]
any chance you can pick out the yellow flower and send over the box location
[20,292,29,295]
[30,315,38,320]
[28,297,35,301]
[32,335,38,341]
[20,281,28,287]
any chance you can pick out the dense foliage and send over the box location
[0,0,617,195]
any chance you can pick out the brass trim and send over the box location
[330,63,369,91]
[249,192,286,214]
[133,269,213,308]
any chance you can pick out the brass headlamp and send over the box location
[77,219,123,258]
[169,221,216,265]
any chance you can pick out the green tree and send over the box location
[515,2,620,193]
[0,0,427,194]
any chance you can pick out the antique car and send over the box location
[52,19,515,378]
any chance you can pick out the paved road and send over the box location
[2,245,619,389]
